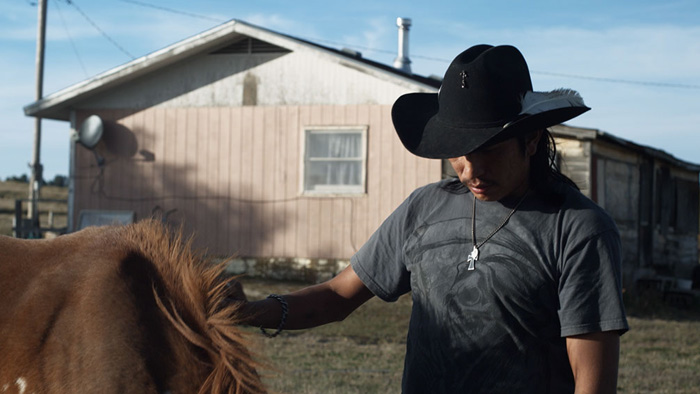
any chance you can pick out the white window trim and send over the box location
[300,125,368,197]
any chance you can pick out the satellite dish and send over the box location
[78,115,103,149]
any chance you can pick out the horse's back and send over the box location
[0,224,219,393]
[0,226,182,393]
[0,221,265,393]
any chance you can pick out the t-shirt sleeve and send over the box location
[351,196,414,302]
[558,228,629,337]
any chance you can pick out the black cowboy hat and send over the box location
[392,44,590,158]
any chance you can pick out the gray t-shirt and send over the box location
[351,179,628,393]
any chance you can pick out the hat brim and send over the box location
[392,92,590,159]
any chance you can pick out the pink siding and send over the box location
[73,105,440,259]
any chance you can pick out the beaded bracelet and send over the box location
[260,294,288,338]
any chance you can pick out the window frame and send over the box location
[300,125,368,196]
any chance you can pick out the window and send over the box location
[303,127,367,195]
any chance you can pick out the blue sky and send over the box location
[2,0,699,179]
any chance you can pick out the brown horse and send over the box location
[0,220,265,394]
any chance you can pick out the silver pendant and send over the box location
[467,245,479,270]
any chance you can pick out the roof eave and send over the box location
[551,124,700,172]
[24,19,248,120]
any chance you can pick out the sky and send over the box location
[2,0,699,180]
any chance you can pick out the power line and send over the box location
[313,39,700,90]
[53,0,90,78]
[531,70,700,90]
[64,0,136,60]
[117,0,226,23]
[68,1,700,91]
[311,39,700,90]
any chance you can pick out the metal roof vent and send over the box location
[393,17,412,73]
[341,47,363,58]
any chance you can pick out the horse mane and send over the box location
[116,220,267,394]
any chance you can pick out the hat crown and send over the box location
[437,45,533,127]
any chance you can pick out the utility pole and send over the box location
[28,0,47,235]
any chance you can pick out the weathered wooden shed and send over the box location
[550,124,700,289]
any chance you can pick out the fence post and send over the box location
[14,199,23,238]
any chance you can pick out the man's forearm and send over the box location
[241,285,355,330]
[240,266,375,331]
[567,331,621,394]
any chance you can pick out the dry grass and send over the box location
[0,180,68,236]
[239,277,700,394]
[619,293,700,393]
[620,317,699,393]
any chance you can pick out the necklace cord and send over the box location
[471,192,529,249]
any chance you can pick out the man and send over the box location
[242,44,628,393]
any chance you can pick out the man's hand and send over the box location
[224,278,248,302]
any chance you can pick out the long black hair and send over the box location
[519,129,579,200]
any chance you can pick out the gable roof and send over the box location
[24,19,440,121]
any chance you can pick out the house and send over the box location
[24,19,441,281]
[25,19,699,287]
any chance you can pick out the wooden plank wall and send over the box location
[596,156,640,281]
[73,105,440,259]
[651,164,700,274]
[555,138,591,197]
